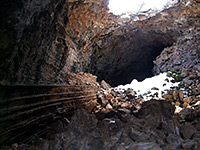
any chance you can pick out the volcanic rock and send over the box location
[0,0,199,87]
[184,97,191,103]
[1,0,200,148]
[101,80,111,90]
[106,103,113,110]
[180,123,198,139]
[4,99,200,149]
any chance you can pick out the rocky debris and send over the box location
[62,70,199,131]
[100,80,111,90]
[180,123,198,139]
[1,71,200,149]
[0,0,200,148]
[93,87,138,113]
[160,69,200,111]
[82,70,199,124]
[9,100,200,150]
[64,72,100,87]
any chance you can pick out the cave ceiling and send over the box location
[0,0,200,86]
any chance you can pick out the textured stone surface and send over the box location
[0,72,200,147]
[1,0,200,148]
[0,73,99,145]
[153,14,200,75]
[12,101,200,150]
[0,0,200,86]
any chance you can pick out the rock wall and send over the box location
[6,0,70,84]
[153,14,200,74]
[1,0,200,147]
[0,0,199,86]
[0,72,100,145]
[1,0,115,84]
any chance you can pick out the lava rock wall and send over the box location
[153,14,200,74]
[0,0,200,86]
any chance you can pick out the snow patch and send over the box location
[114,73,179,100]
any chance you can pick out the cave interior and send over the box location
[0,0,200,148]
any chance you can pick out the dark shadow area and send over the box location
[108,43,172,86]
[90,29,178,87]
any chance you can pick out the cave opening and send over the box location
[111,44,172,87]
[86,0,180,87]
[91,29,177,87]
[108,0,178,16]
[99,43,173,87]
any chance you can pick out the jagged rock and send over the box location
[136,100,175,129]
[173,90,178,100]
[179,91,184,101]
[181,140,197,150]
[11,143,18,150]
[117,108,131,114]
[175,101,181,106]
[110,98,118,105]
[165,134,183,148]
[184,97,191,103]
[194,101,200,106]
[130,129,150,142]
[183,78,194,86]
[180,123,198,139]
[128,142,162,150]
[106,103,113,110]
[106,93,113,100]
[125,89,136,99]
[182,102,190,108]
[121,102,129,108]
[180,69,189,78]
[85,100,97,112]
[97,94,109,107]
[175,105,183,114]
[179,108,197,122]
[101,80,111,90]
[137,100,175,119]
[163,94,173,100]
[1,0,200,147]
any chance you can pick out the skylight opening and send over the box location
[108,0,178,16]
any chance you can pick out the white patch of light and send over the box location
[108,0,178,15]
[115,73,179,101]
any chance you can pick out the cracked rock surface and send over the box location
[0,0,199,86]
[12,100,200,150]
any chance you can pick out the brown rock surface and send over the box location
[10,100,200,150]
[153,13,200,75]
[0,0,199,86]
[180,123,198,139]
[1,0,200,148]
[0,72,99,145]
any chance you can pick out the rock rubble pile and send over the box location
[10,100,200,150]
[3,70,200,150]
[89,69,200,115]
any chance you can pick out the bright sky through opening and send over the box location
[108,0,177,15]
